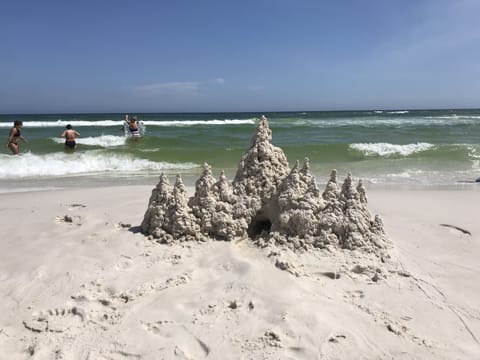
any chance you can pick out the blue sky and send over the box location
[1,0,479,113]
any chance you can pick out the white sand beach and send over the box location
[3,1,480,358]
[0,184,479,359]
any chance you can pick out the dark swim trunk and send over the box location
[65,140,76,149]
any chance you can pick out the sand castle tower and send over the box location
[141,115,388,254]
[231,115,290,238]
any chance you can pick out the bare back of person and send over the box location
[60,125,80,150]
[64,129,78,141]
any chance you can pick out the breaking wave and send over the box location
[0,118,256,128]
[350,142,434,157]
[51,135,127,147]
[0,151,198,178]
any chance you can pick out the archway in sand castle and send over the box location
[247,210,272,238]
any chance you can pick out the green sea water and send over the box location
[1,109,480,190]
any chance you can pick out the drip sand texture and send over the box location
[142,116,389,255]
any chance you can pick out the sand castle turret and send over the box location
[187,163,217,236]
[141,115,389,255]
[272,158,324,239]
[142,175,199,243]
[233,115,290,200]
[141,174,172,239]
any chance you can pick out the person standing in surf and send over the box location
[125,114,140,137]
[60,124,80,151]
[5,120,27,155]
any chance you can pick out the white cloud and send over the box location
[133,81,200,96]
[214,78,225,84]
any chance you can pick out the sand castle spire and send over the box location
[157,175,199,242]
[357,179,368,204]
[341,172,358,201]
[195,163,216,196]
[213,170,234,203]
[141,174,172,238]
[250,115,272,146]
[323,169,340,201]
[233,115,289,201]
[300,157,310,174]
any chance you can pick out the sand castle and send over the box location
[142,116,388,254]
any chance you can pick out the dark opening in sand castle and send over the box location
[141,115,389,256]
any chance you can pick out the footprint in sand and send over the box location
[166,254,183,265]
[55,214,82,226]
[142,321,210,358]
[71,285,128,326]
[68,274,191,326]
[66,203,86,211]
[23,307,85,333]
[114,256,134,271]
[319,332,361,359]
[320,271,341,280]
[261,331,282,347]
[345,290,365,299]
[327,333,347,343]
[114,222,132,230]
[74,299,125,326]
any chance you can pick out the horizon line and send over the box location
[1,106,479,116]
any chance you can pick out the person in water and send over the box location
[5,120,27,155]
[125,114,140,137]
[60,124,80,151]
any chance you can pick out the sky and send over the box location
[1,0,480,113]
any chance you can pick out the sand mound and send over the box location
[142,116,389,255]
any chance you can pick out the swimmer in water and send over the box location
[125,114,140,137]
[5,120,27,155]
[60,124,80,151]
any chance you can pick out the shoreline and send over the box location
[2,171,480,194]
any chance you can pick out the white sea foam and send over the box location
[427,115,480,120]
[299,116,480,128]
[0,120,122,128]
[52,135,127,147]
[0,118,256,128]
[142,119,256,126]
[0,152,198,178]
[467,145,480,159]
[387,110,409,114]
[350,142,434,156]
[367,170,422,185]
[365,169,472,186]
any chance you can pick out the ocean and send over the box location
[1,109,480,191]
